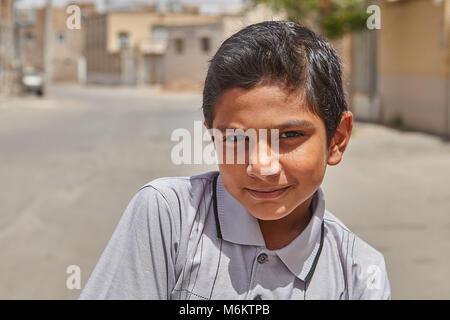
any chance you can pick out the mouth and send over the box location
[245,185,292,200]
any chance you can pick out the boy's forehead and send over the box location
[213,85,320,130]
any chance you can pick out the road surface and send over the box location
[0,84,449,299]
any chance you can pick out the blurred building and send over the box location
[161,22,223,89]
[83,3,285,87]
[16,2,97,83]
[84,5,222,86]
[378,0,450,137]
[0,0,19,97]
[351,0,450,137]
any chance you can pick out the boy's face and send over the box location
[208,84,352,221]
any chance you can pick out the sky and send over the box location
[15,0,245,14]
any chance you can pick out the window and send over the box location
[151,26,168,41]
[200,37,211,53]
[81,8,91,19]
[174,38,184,54]
[118,32,129,49]
[24,32,35,41]
[56,31,65,43]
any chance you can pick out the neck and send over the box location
[258,194,315,250]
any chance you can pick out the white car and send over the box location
[21,71,44,96]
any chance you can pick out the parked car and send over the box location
[21,70,44,96]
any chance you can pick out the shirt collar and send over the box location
[216,175,266,246]
[215,174,326,282]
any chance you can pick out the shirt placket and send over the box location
[247,248,276,300]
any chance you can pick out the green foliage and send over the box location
[388,113,403,128]
[253,0,370,39]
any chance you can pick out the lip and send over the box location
[245,185,292,200]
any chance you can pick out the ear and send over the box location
[327,111,353,166]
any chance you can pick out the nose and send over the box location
[246,134,280,178]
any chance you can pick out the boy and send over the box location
[79,21,391,300]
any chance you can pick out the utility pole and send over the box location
[0,0,17,97]
[0,0,4,97]
[445,0,450,138]
[159,0,167,13]
[0,0,4,98]
[44,0,53,91]
[103,0,110,12]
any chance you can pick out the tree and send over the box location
[253,0,370,39]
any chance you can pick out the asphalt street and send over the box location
[0,84,449,299]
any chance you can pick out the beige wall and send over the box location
[85,14,122,84]
[0,0,14,22]
[21,9,45,72]
[379,0,447,77]
[378,0,449,135]
[331,35,353,108]
[222,3,286,40]
[107,12,222,53]
[20,4,96,82]
[161,4,287,89]
[163,23,223,87]
[85,11,223,85]
[52,6,86,82]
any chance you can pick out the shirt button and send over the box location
[257,253,268,264]
[253,294,263,300]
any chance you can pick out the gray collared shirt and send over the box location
[79,170,391,300]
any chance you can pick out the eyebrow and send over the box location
[276,120,316,131]
[215,120,316,132]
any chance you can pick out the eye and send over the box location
[280,131,305,139]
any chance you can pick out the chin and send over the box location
[247,203,292,221]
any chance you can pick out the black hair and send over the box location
[202,21,347,146]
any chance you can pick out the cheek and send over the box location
[218,163,245,174]
[281,139,328,182]
[218,164,243,189]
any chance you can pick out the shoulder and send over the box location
[323,210,352,236]
[138,170,218,203]
[131,170,218,238]
[322,210,354,256]
[349,234,391,299]
[121,171,218,229]
[126,170,219,265]
[322,210,391,299]
[323,210,384,262]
